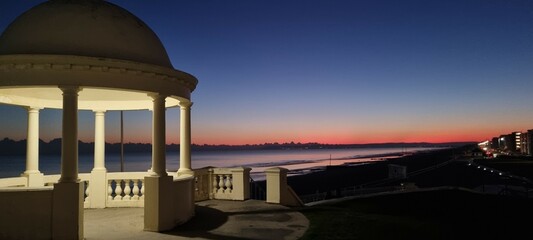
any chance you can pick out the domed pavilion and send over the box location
[0,0,198,238]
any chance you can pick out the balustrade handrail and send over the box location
[107,172,150,180]
[43,173,91,186]
[211,168,233,175]
[1,171,175,188]
[0,176,28,188]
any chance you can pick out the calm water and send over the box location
[0,147,435,179]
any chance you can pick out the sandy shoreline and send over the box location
[247,150,428,181]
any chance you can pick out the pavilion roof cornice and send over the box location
[0,54,198,92]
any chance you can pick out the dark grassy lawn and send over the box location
[300,189,533,240]
[476,157,533,180]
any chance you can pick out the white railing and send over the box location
[211,168,234,200]
[106,172,147,208]
[0,167,251,208]
[7,172,148,208]
[194,167,251,201]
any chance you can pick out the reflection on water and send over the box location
[0,147,436,179]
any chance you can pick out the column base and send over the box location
[21,171,44,187]
[177,168,194,176]
[89,169,107,208]
[147,168,157,176]
[52,181,84,240]
[144,175,174,232]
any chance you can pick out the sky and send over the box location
[1,0,533,145]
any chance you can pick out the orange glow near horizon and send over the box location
[2,105,529,146]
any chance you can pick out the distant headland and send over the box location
[0,137,474,156]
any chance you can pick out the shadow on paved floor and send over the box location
[161,205,306,239]
[161,206,246,240]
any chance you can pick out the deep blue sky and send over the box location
[1,0,533,144]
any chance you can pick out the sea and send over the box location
[0,147,437,180]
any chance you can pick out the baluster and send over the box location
[85,181,90,202]
[194,176,200,199]
[194,176,199,192]
[220,175,226,193]
[226,174,233,193]
[218,175,223,193]
[123,179,132,200]
[114,180,123,201]
[132,179,140,200]
[107,181,113,201]
[140,180,144,200]
[221,175,226,193]
[213,175,219,193]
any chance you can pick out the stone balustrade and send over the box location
[0,172,148,208]
[106,172,147,208]
[0,167,252,209]
[194,167,251,201]
[211,168,234,200]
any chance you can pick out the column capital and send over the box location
[148,93,168,101]
[26,106,43,112]
[59,85,81,94]
[92,110,106,114]
[178,101,193,109]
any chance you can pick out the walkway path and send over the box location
[84,199,308,240]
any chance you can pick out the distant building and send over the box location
[489,130,533,156]
[528,129,533,156]
[478,140,490,151]
[513,132,521,152]
[498,134,510,151]
[491,137,499,150]
[498,133,519,153]
[520,132,528,155]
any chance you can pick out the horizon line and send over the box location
[0,137,477,146]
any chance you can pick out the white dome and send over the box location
[0,0,198,111]
[0,0,173,68]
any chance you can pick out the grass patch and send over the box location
[300,189,533,240]
[476,158,533,179]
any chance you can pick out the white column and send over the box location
[22,106,44,187]
[151,94,167,176]
[178,101,193,176]
[90,110,107,208]
[24,107,41,174]
[59,86,80,183]
[93,110,106,171]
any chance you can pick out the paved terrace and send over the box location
[85,199,309,240]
